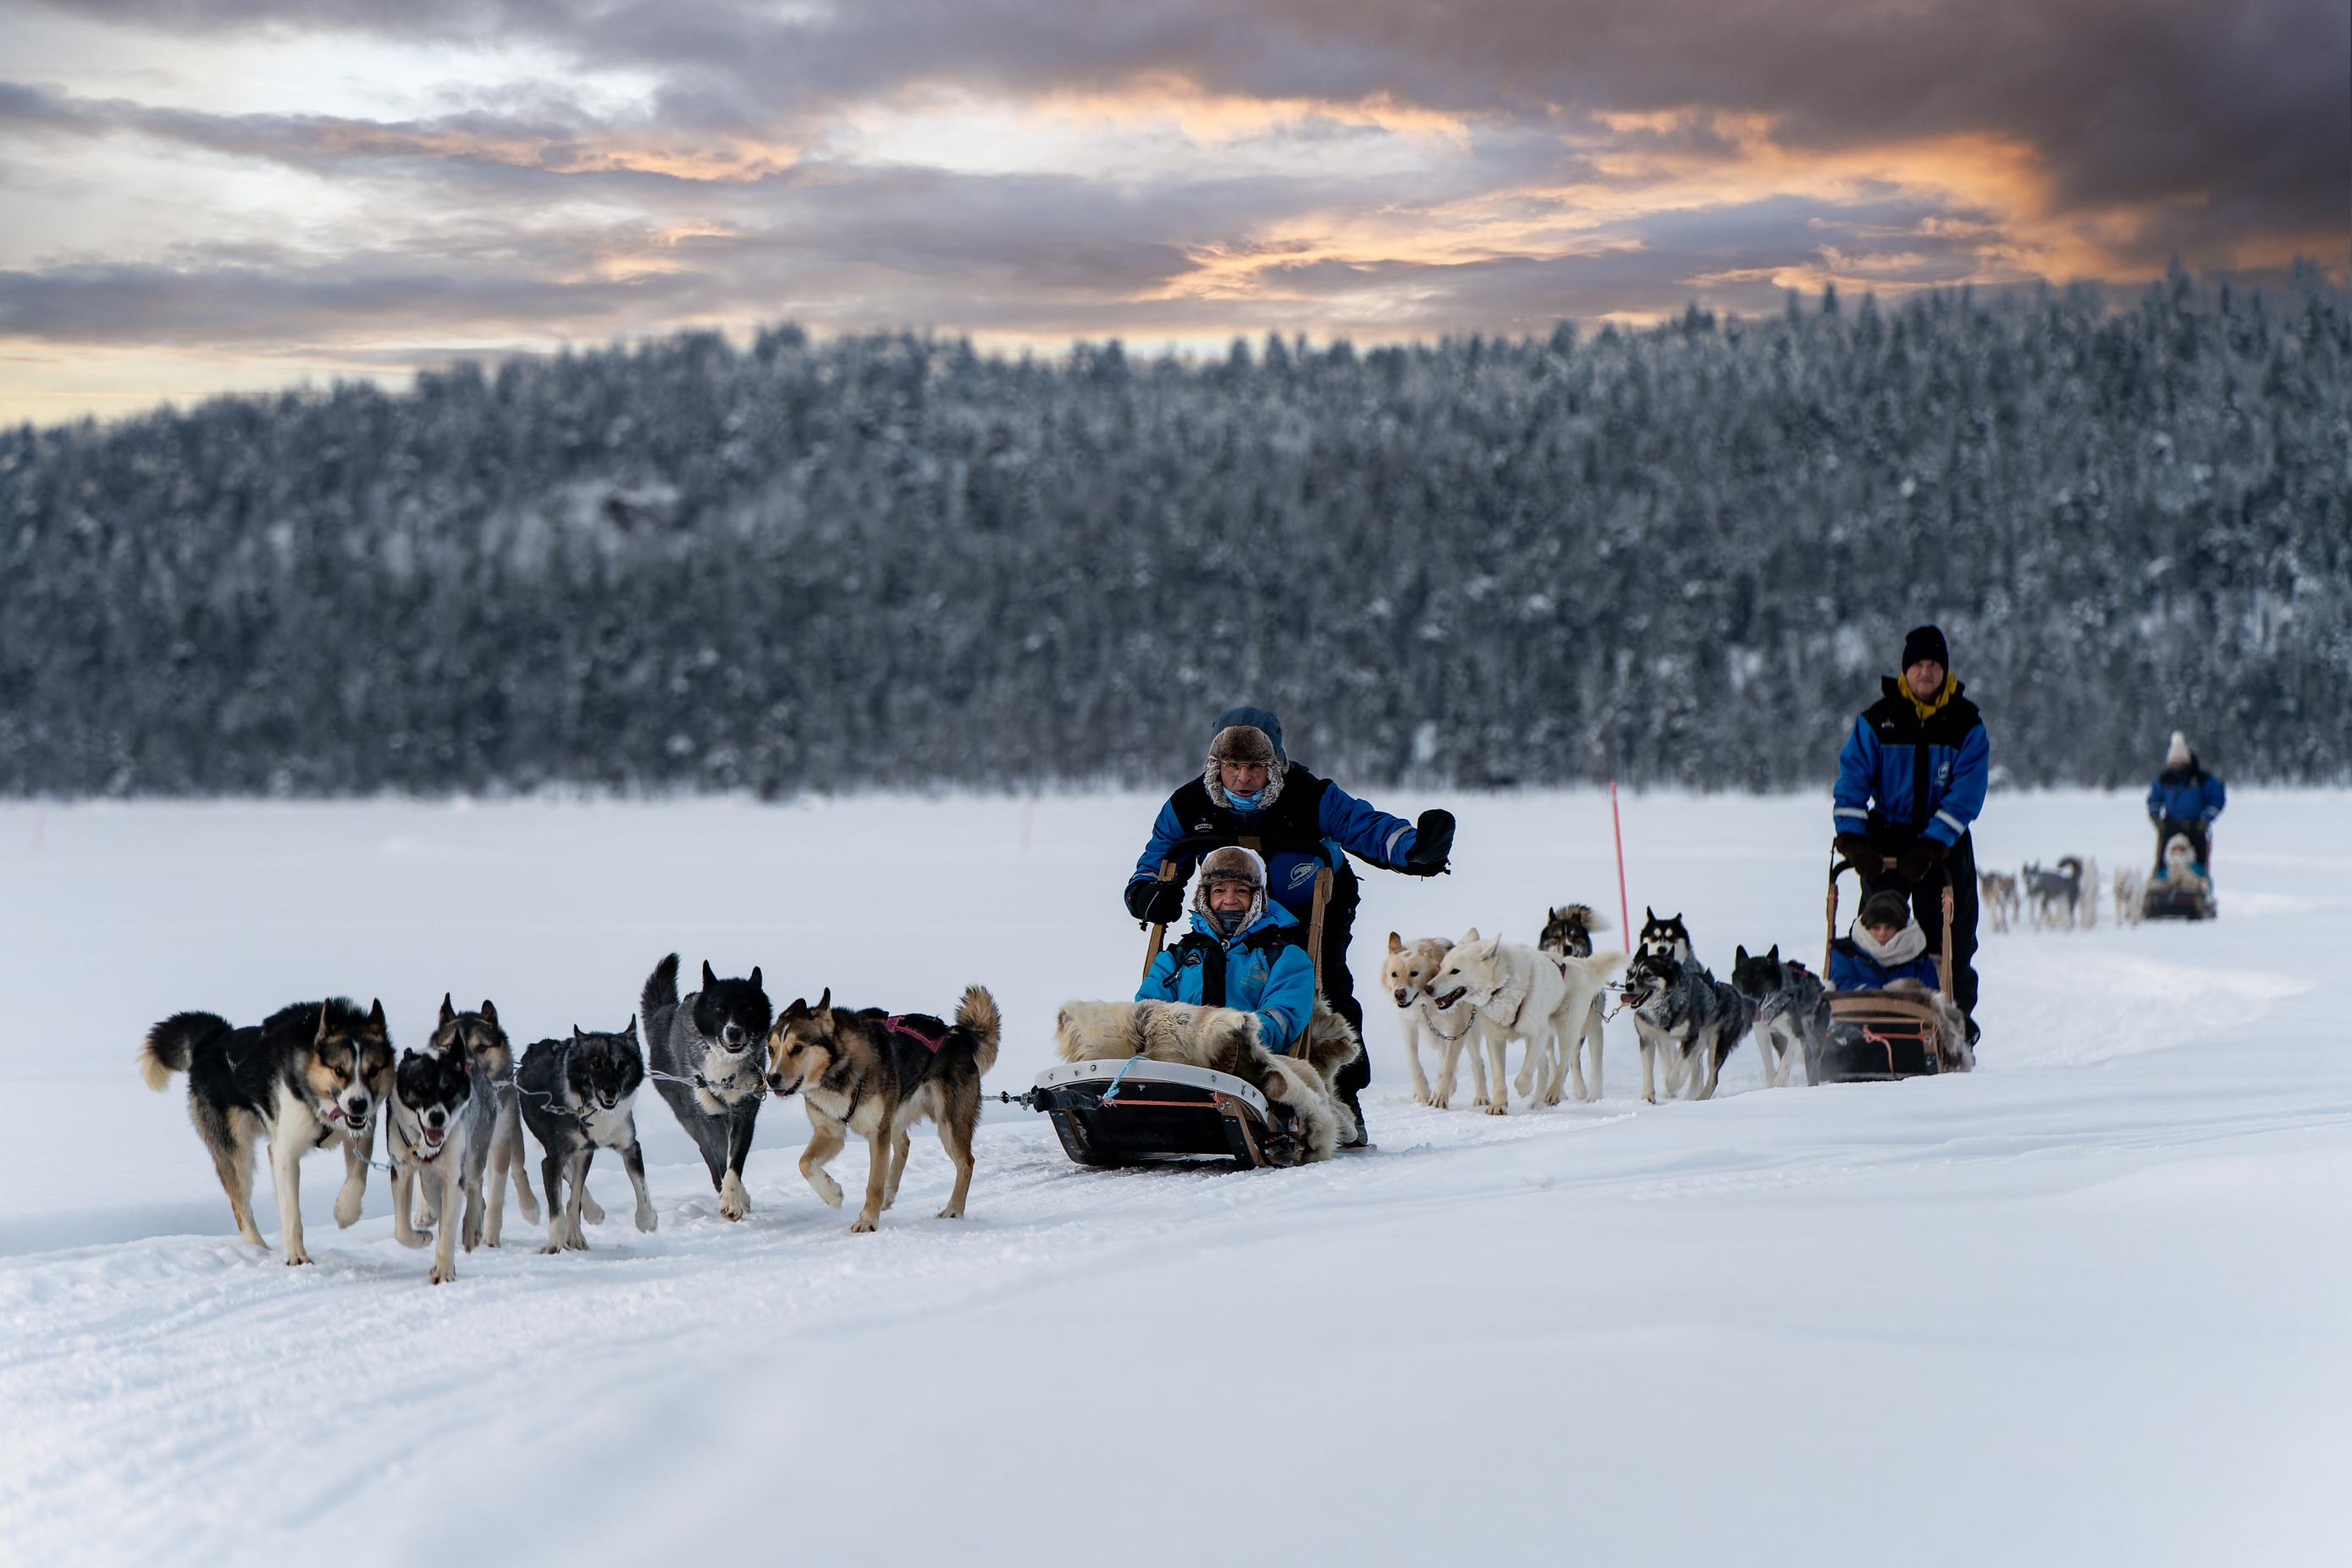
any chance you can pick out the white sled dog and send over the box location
[2112,864,2146,927]
[1381,933,1486,1107]
[1054,997,1361,1162]
[1428,930,1626,1112]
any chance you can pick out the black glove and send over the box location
[1126,878,1187,925]
[1897,839,1948,882]
[1833,833,1877,868]
[1403,809,1455,876]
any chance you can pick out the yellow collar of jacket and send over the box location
[1904,671,1958,721]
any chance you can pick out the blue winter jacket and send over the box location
[1137,903,1317,1054]
[1827,937,1942,991]
[2147,763,2225,825]
[1833,676,1990,848]
[1129,771,1417,920]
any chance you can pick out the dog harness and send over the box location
[881,1015,950,1053]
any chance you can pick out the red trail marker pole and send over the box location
[1610,780,1631,952]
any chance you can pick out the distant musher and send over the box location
[1831,626,1989,1042]
[1127,706,1452,1144]
[2146,731,2224,875]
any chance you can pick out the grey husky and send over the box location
[1729,945,1830,1089]
[1620,950,1754,1102]
[516,1024,657,1253]
[643,955,771,1221]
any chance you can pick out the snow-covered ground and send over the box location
[2,788,2345,1566]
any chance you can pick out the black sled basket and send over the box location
[1819,853,1959,1084]
[2141,879,2216,921]
[1023,833,1338,1169]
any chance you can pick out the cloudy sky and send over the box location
[3,0,2344,424]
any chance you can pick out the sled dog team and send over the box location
[1383,902,1968,1113]
[139,953,1001,1284]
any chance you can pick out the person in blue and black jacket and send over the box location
[1126,705,1452,1143]
[1830,626,1989,1036]
[2146,731,2225,875]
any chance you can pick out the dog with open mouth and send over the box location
[642,955,771,1222]
[137,998,394,1264]
[389,1046,490,1284]
[516,1023,656,1253]
[1620,950,1754,1103]
[1382,932,1485,1107]
[406,996,538,1246]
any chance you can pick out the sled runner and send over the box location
[1014,834,1345,1168]
[1819,854,1963,1083]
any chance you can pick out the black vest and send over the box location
[1168,922,1306,1008]
[1163,766,1360,917]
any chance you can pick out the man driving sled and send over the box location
[1127,706,1452,1144]
[1831,627,1989,1043]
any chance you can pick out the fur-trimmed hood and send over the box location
[1203,704,1289,813]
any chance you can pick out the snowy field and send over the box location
[2,787,2346,1566]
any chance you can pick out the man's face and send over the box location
[1219,759,1269,797]
[1904,660,1946,702]
[1207,880,1254,915]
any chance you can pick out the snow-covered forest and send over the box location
[3,268,2345,798]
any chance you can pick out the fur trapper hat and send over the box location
[1193,845,1268,930]
[1204,704,1288,811]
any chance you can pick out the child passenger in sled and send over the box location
[1828,891,1944,992]
[1136,846,1316,1055]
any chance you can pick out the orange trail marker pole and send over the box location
[1610,780,1631,953]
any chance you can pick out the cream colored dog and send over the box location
[1381,933,1486,1107]
[1428,930,1627,1113]
[1053,997,1362,1162]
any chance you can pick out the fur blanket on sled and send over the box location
[1880,979,1976,1074]
[1053,997,1363,1162]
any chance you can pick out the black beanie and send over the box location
[1901,625,1949,670]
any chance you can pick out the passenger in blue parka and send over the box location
[2146,731,2225,875]
[1127,705,1452,1144]
[1828,891,1945,991]
[1137,847,1317,1054]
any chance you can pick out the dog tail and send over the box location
[642,952,681,1028]
[956,986,1002,1078]
[140,1011,229,1090]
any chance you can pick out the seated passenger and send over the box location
[1137,846,1316,1055]
[1829,891,1944,992]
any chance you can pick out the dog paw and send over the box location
[284,1248,312,1267]
[808,1173,845,1209]
[1483,1102,1508,1116]
[635,1203,658,1234]
[541,1239,564,1256]
[415,1201,439,1228]
[936,1205,964,1219]
[334,1187,365,1228]
[394,1227,428,1251]
[851,1213,879,1234]
[516,1190,541,1223]
[580,1192,606,1225]
[565,1230,590,1252]
[429,1260,457,1285]
[719,1174,750,1221]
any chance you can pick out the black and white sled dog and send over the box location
[1637,908,1695,964]
[389,1046,489,1284]
[138,999,395,1264]
[407,996,538,1245]
[1620,951,1753,1103]
[516,1024,657,1253]
[1729,945,1830,1088]
[643,955,772,1222]
[1382,932,1485,1107]
[2023,855,2088,930]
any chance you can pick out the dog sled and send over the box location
[1819,854,1967,1083]
[2141,878,2217,921]
[1012,834,1349,1169]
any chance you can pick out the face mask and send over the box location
[1225,787,1267,812]
[1214,908,1248,935]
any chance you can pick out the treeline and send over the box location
[3,267,2347,798]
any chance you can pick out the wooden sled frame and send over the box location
[1140,833,1335,990]
[1820,851,1957,1080]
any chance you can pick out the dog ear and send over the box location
[1460,926,1480,945]
[439,994,455,1026]
[1646,906,1656,922]
[1736,945,1748,965]
[703,960,719,991]
[572,1024,584,1039]
[369,999,387,1032]
[816,986,831,1017]
[481,999,498,1025]
[749,966,762,991]
[1767,945,1779,965]
[1387,931,1403,953]
[624,1015,640,1043]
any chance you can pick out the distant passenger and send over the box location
[2146,732,2225,875]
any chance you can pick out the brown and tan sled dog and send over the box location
[765,986,1001,1232]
